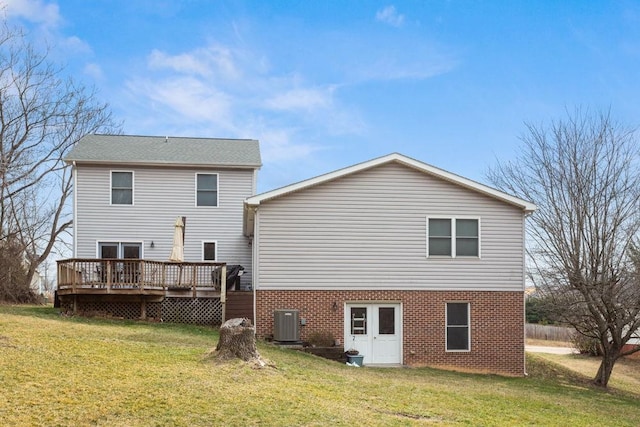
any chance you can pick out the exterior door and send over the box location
[345,303,402,365]
[98,242,141,259]
[98,242,142,283]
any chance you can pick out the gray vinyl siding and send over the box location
[255,162,525,291]
[74,164,253,282]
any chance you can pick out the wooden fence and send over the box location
[525,324,574,342]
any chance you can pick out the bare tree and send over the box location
[0,21,120,302]
[488,109,640,388]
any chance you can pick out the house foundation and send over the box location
[256,289,525,376]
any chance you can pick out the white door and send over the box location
[345,303,402,365]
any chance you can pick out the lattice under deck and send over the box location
[60,297,222,325]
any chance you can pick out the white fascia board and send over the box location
[244,153,537,213]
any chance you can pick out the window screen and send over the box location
[197,174,218,206]
[111,172,133,205]
[446,302,470,351]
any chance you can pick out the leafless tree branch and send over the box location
[488,107,640,387]
[0,20,121,302]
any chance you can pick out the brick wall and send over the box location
[256,289,525,376]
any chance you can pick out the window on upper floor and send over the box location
[196,173,218,207]
[203,241,217,261]
[111,171,133,205]
[446,302,470,351]
[427,217,479,257]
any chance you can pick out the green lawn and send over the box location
[1,305,638,426]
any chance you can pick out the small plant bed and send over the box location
[303,346,347,362]
[302,331,347,362]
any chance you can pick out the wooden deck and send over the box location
[57,258,227,298]
[56,259,255,324]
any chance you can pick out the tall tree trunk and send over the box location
[594,349,618,387]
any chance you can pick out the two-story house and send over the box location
[244,153,535,375]
[58,134,261,323]
[60,137,535,375]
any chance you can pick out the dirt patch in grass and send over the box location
[526,338,571,347]
[0,335,16,348]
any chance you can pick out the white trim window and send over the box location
[97,241,143,259]
[202,241,217,261]
[446,302,470,351]
[427,217,480,257]
[111,171,133,205]
[196,173,218,207]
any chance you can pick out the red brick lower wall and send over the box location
[256,289,525,376]
[622,344,640,358]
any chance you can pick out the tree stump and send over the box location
[215,317,260,361]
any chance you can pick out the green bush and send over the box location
[526,297,554,324]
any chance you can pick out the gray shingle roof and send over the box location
[66,134,261,168]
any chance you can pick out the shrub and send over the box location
[570,333,602,356]
[0,238,35,303]
[307,331,335,347]
[526,297,554,324]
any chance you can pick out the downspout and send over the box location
[252,206,259,331]
[72,161,77,258]
[522,211,532,376]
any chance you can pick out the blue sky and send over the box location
[4,0,640,193]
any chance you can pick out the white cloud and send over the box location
[376,5,404,27]
[357,53,457,81]
[126,75,234,130]
[83,63,103,81]
[121,42,366,163]
[148,45,241,80]
[252,127,318,163]
[59,35,91,55]
[264,87,334,112]
[1,0,61,27]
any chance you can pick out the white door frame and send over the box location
[344,302,402,365]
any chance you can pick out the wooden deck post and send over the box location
[139,260,145,290]
[220,264,227,322]
[106,261,112,293]
[192,265,197,298]
[140,299,147,320]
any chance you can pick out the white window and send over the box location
[350,307,367,335]
[98,242,142,259]
[196,173,218,207]
[202,241,217,261]
[111,171,133,205]
[446,302,470,351]
[427,217,479,257]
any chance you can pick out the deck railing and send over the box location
[57,258,227,297]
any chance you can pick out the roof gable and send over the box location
[245,153,536,212]
[66,134,261,168]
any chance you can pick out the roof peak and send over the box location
[246,152,536,212]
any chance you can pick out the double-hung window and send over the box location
[446,302,470,351]
[427,217,479,257]
[196,173,218,207]
[111,171,133,205]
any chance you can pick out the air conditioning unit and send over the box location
[273,309,300,342]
